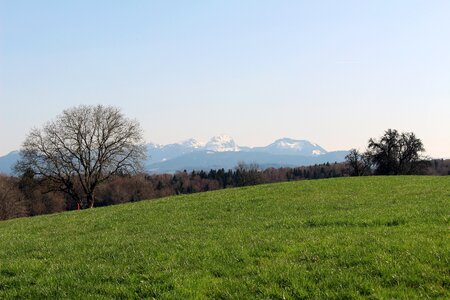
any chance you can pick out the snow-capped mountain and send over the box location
[145,135,334,166]
[205,135,240,152]
[144,136,348,173]
[146,139,205,163]
[253,138,327,156]
[146,135,241,163]
[180,138,205,149]
[147,136,327,161]
[0,136,348,175]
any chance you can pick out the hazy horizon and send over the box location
[1,1,449,158]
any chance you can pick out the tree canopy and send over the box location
[346,129,428,176]
[366,129,427,175]
[15,105,146,208]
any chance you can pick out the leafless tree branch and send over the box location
[15,105,146,208]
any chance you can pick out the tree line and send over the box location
[0,161,349,220]
[1,158,448,221]
[0,105,448,221]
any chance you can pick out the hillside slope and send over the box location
[0,177,449,299]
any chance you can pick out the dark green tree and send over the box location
[365,129,428,175]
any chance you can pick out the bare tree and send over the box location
[0,175,27,220]
[235,161,262,186]
[345,149,371,176]
[15,105,146,208]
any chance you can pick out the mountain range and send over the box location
[0,135,348,174]
[0,151,20,175]
[146,135,347,173]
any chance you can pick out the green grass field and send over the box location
[0,176,448,299]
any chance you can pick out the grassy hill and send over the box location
[0,176,448,299]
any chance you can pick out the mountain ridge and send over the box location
[147,150,349,174]
[0,136,348,174]
[0,151,20,174]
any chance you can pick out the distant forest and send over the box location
[1,159,449,221]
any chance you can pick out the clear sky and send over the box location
[1,1,449,157]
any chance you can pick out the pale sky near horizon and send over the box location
[1,1,449,158]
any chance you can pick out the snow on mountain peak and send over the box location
[273,138,308,150]
[205,135,240,152]
[180,138,205,149]
[264,138,327,155]
[146,136,326,157]
[211,134,233,142]
[312,149,324,155]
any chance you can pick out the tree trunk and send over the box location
[86,193,95,208]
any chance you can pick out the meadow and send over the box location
[0,176,448,299]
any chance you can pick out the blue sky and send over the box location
[1,1,449,157]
